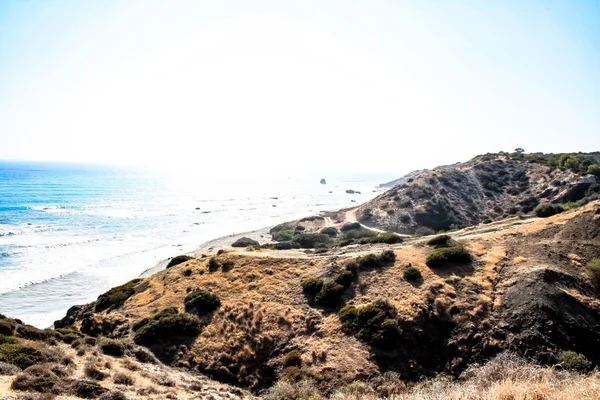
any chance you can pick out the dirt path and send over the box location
[345,208,386,233]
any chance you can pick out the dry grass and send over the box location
[266,353,600,400]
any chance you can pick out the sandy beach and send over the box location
[139,225,273,277]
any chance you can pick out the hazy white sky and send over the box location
[0,0,599,173]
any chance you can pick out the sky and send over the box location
[0,0,599,174]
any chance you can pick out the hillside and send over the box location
[357,151,600,234]
[28,200,598,399]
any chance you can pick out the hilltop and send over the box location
[356,151,600,234]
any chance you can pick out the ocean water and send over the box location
[0,161,393,327]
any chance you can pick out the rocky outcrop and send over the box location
[358,152,600,234]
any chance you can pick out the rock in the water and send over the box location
[320,178,326,184]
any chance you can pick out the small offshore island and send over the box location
[1,151,600,399]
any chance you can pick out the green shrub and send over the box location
[534,203,564,218]
[0,320,15,336]
[98,338,127,357]
[342,228,377,240]
[426,234,453,247]
[414,227,435,237]
[557,350,591,371]
[208,257,220,272]
[341,222,361,232]
[0,344,52,369]
[301,277,324,296]
[282,350,302,368]
[356,250,395,269]
[588,258,600,287]
[368,231,403,244]
[95,280,139,312]
[0,334,16,345]
[16,325,52,341]
[320,227,339,237]
[562,201,581,210]
[231,237,259,247]
[272,230,295,242]
[133,308,201,347]
[314,282,346,308]
[426,245,472,268]
[166,255,192,269]
[295,233,332,249]
[272,241,301,250]
[587,183,600,196]
[403,266,422,281]
[588,164,600,177]
[184,290,221,315]
[334,270,355,287]
[339,300,399,349]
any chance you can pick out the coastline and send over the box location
[139,225,273,278]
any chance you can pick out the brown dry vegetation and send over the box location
[43,201,600,399]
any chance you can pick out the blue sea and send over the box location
[0,161,394,327]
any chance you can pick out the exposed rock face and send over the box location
[320,178,326,184]
[358,152,600,234]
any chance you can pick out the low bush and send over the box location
[342,228,377,240]
[99,390,128,400]
[262,379,321,400]
[282,350,302,368]
[133,347,158,364]
[295,233,332,249]
[319,227,339,237]
[95,280,139,312]
[0,334,16,345]
[339,299,400,349]
[588,258,600,287]
[11,365,62,393]
[414,227,435,237]
[403,266,422,281]
[0,343,54,369]
[16,325,53,341]
[341,222,361,232]
[557,351,591,371]
[271,229,295,242]
[426,245,472,268]
[133,308,201,347]
[587,183,600,196]
[231,237,259,247]
[426,234,453,247]
[70,379,108,398]
[301,277,324,296]
[165,255,192,269]
[0,320,15,336]
[184,290,221,315]
[84,363,107,380]
[534,203,564,218]
[334,270,355,287]
[98,338,127,357]
[112,371,134,385]
[208,257,219,272]
[0,361,20,375]
[314,282,345,308]
[562,201,580,210]
[362,231,403,244]
[356,250,396,269]
[272,241,301,250]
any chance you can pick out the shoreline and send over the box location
[139,225,273,278]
